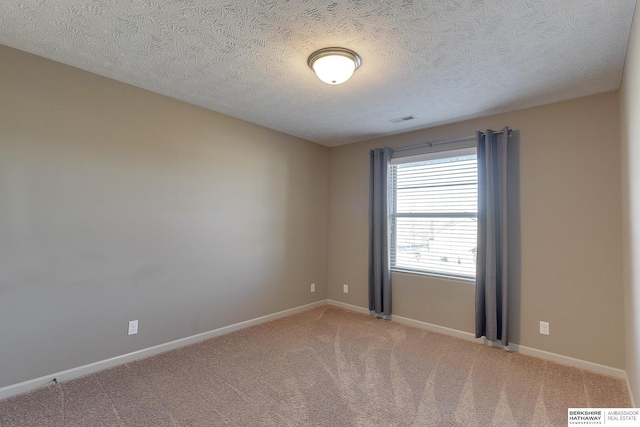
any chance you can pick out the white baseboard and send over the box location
[627,375,637,408]
[327,300,629,382]
[0,300,327,401]
[510,343,627,380]
[392,313,485,344]
[516,344,634,407]
[326,299,370,314]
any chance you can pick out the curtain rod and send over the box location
[392,130,510,153]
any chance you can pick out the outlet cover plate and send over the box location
[539,321,549,335]
[128,320,139,335]
[311,283,315,293]
[343,284,348,293]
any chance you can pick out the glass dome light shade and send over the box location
[308,48,361,85]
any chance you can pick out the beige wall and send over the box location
[0,45,329,388]
[621,1,640,405]
[328,92,625,369]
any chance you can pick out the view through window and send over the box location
[390,149,478,280]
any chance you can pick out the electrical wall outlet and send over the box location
[311,283,315,293]
[128,320,139,335]
[539,321,549,335]
[343,284,348,293]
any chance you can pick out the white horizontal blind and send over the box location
[390,151,478,279]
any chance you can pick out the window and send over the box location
[390,147,477,280]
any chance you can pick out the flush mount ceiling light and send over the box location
[308,47,362,85]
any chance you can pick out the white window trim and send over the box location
[390,147,478,282]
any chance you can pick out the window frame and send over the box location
[389,147,478,282]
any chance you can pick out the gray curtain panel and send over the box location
[475,127,509,345]
[369,147,393,318]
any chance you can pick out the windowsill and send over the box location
[391,268,476,284]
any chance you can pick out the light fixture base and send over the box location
[307,47,362,70]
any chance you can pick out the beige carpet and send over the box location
[0,306,631,426]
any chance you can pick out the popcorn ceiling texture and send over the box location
[0,0,635,146]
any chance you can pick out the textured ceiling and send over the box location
[0,0,636,146]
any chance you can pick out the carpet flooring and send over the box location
[0,306,631,426]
